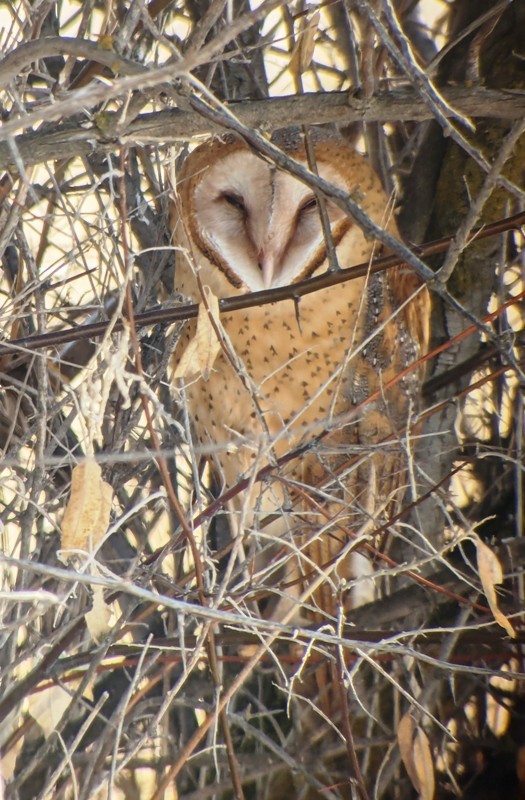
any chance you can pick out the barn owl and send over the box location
[170,128,429,623]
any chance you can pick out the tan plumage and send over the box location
[170,128,429,621]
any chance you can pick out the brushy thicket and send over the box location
[0,2,524,799]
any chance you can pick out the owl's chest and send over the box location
[177,279,368,452]
[225,284,360,383]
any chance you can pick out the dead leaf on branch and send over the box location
[26,683,79,738]
[476,538,516,639]
[398,714,419,790]
[60,458,114,640]
[85,581,112,642]
[172,287,221,381]
[398,713,435,800]
[413,728,435,800]
[290,9,320,75]
[61,458,113,552]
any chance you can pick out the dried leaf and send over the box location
[413,727,435,800]
[290,10,320,74]
[476,539,516,638]
[398,713,420,791]
[85,582,112,642]
[399,714,435,799]
[172,288,221,381]
[61,458,113,551]
[26,684,73,737]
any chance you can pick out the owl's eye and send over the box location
[300,196,317,213]
[222,192,247,214]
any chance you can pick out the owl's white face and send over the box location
[190,150,349,291]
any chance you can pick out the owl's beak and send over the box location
[259,252,278,289]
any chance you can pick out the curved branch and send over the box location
[0,36,148,86]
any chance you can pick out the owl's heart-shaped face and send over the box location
[188,148,349,291]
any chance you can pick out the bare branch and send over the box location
[1,87,525,170]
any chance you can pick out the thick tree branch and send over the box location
[1,87,524,170]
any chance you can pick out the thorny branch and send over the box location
[1,211,523,358]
